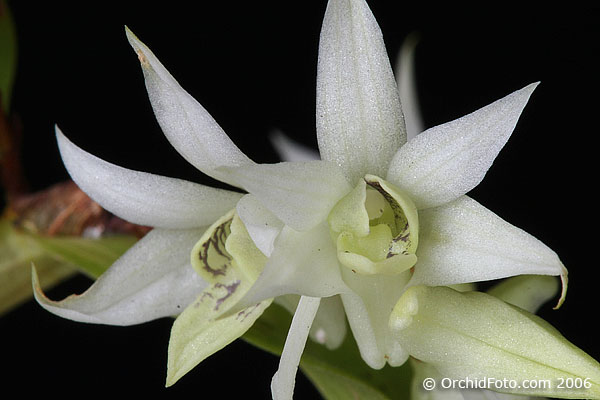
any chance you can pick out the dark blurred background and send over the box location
[2,1,599,398]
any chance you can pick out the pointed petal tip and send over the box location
[54,124,67,145]
[124,26,150,68]
[525,81,540,93]
[518,81,540,100]
[54,125,69,149]
[124,25,138,46]
[164,373,177,388]
[399,31,421,56]
[31,263,55,314]
[553,263,568,310]
[30,263,41,295]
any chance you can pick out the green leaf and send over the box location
[1,218,138,315]
[0,0,17,112]
[243,303,412,400]
[0,220,74,314]
[33,233,138,278]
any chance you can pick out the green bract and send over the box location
[33,0,597,399]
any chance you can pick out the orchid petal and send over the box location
[231,222,350,312]
[56,127,242,229]
[270,130,320,162]
[487,275,559,314]
[236,194,283,257]
[341,268,411,369]
[387,83,538,209]
[33,228,207,325]
[271,296,321,400]
[316,0,406,184]
[125,27,252,187]
[409,196,567,303]
[391,286,600,399]
[220,161,351,232]
[396,33,424,141]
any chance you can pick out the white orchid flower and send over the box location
[34,0,600,399]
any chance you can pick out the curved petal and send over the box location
[316,0,405,184]
[409,196,567,299]
[230,222,350,312]
[395,32,424,141]
[270,130,320,162]
[33,228,207,325]
[271,296,321,400]
[220,161,351,232]
[126,27,253,187]
[387,83,538,210]
[236,194,284,257]
[56,127,242,229]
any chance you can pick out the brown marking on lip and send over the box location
[213,280,240,311]
[236,303,260,322]
[197,219,233,277]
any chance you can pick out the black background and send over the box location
[2,1,599,398]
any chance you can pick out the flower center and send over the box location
[328,174,419,275]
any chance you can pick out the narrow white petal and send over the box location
[125,28,253,187]
[33,228,207,325]
[317,0,405,184]
[56,127,242,229]
[270,130,320,162]
[410,196,566,288]
[236,194,284,257]
[395,33,424,141]
[231,223,350,312]
[221,161,351,232]
[271,296,321,400]
[276,294,347,350]
[387,83,538,209]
